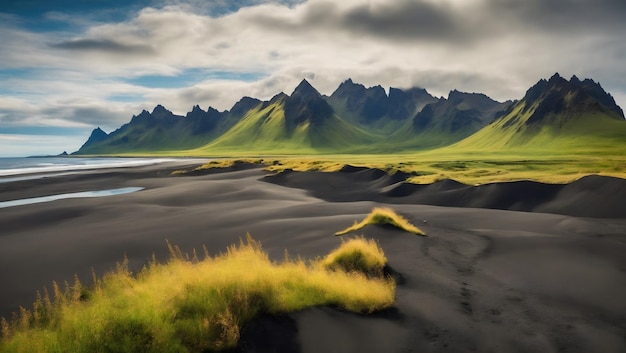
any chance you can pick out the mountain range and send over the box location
[75,73,626,155]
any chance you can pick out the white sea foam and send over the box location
[0,158,179,177]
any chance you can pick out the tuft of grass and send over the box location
[322,237,387,277]
[0,235,395,353]
[193,159,264,171]
[335,207,425,236]
[172,159,265,175]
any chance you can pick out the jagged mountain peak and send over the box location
[74,73,625,155]
[548,72,563,82]
[291,79,322,100]
[260,92,288,110]
[331,79,367,98]
[270,92,289,103]
[151,104,170,115]
[454,73,626,152]
[331,79,388,98]
[448,89,483,98]
[285,82,333,128]
[76,126,109,152]
[389,86,428,96]
[335,78,358,89]
[93,127,106,134]
[412,87,508,140]
[135,109,150,117]
[234,96,261,107]
[447,89,465,101]
[522,73,624,120]
[186,105,207,120]
[447,90,500,106]
[229,96,262,117]
[329,78,439,124]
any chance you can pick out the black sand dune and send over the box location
[1,163,625,352]
[264,167,626,218]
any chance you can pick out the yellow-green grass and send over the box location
[193,158,264,170]
[322,237,387,277]
[72,96,626,183]
[0,236,395,353]
[335,207,425,236]
[172,158,266,175]
[167,150,626,185]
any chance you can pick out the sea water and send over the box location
[0,157,177,207]
[0,157,177,177]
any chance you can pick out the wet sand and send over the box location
[1,163,625,352]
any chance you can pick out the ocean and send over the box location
[0,157,186,207]
[0,157,179,178]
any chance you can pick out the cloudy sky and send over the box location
[1,0,625,156]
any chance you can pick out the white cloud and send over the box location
[0,0,625,156]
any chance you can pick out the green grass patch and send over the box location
[171,159,265,175]
[88,149,626,186]
[335,207,425,236]
[0,235,395,353]
[322,237,387,277]
[194,159,263,170]
[164,153,626,186]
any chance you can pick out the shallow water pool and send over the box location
[0,187,145,209]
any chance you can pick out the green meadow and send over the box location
[167,148,626,185]
[101,105,626,185]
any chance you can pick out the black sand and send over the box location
[1,163,625,352]
[264,166,626,218]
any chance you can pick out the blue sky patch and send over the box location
[0,126,91,136]
[124,69,264,88]
[106,93,145,103]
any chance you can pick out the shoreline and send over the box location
[1,163,624,352]
[0,157,209,178]
[6,159,626,218]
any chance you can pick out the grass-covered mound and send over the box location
[322,237,387,277]
[335,207,425,236]
[0,236,395,353]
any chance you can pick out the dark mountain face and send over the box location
[284,79,334,130]
[128,105,181,127]
[75,104,228,154]
[328,79,437,125]
[412,90,509,136]
[78,127,108,150]
[522,73,625,126]
[74,74,624,155]
[185,105,206,120]
[151,104,168,115]
[388,87,439,120]
[229,97,262,118]
[185,105,226,135]
[290,79,324,102]
[457,73,626,151]
[328,79,387,123]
